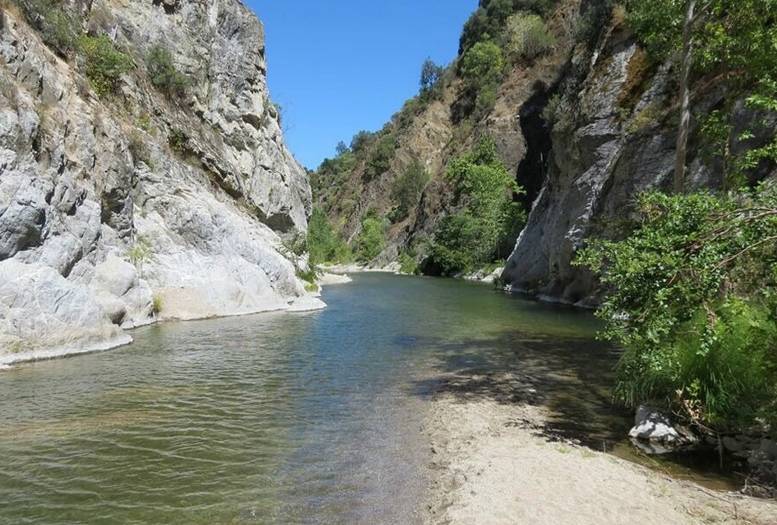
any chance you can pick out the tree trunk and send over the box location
[674,0,696,194]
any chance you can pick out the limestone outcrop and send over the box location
[0,0,321,364]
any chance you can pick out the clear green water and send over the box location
[0,274,733,524]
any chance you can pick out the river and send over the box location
[0,273,733,524]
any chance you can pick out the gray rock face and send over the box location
[0,1,320,363]
[502,24,725,305]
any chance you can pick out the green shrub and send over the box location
[296,267,318,285]
[460,40,505,88]
[78,35,133,96]
[577,185,777,430]
[151,294,163,315]
[17,0,79,56]
[354,211,386,263]
[428,137,526,275]
[390,160,430,222]
[458,41,505,120]
[365,134,398,180]
[459,0,557,55]
[350,130,375,153]
[147,44,188,97]
[168,129,187,152]
[398,251,420,275]
[307,208,351,265]
[506,13,555,61]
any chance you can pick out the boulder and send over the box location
[628,405,699,455]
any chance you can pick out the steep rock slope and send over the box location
[313,0,582,266]
[501,11,776,305]
[0,0,320,364]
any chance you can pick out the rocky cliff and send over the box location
[313,0,774,303]
[313,0,583,268]
[0,0,321,364]
[501,7,775,306]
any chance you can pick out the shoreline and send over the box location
[422,390,777,524]
[0,294,326,369]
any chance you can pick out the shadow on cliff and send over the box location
[406,331,632,450]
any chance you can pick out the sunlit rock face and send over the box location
[0,0,321,363]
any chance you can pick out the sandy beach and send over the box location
[423,389,777,524]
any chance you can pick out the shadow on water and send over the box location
[407,327,746,490]
[408,330,632,450]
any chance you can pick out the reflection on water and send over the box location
[0,274,737,524]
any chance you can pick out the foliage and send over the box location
[459,0,556,55]
[350,130,375,153]
[398,251,420,275]
[168,129,187,152]
[335,141,350,156]
[296,267,318,286]
[364,133,398,180]
[307,208,351,265]
[151,294,163,315]
[575,0,615,45]
[78,34,133,96]
[428,137,525,275]
[577,185,777,429]
[313,150,357,201]
[147,45,188,98]
[459,41,505,120]
[354,211,386,263]
[626,0,777,181]
[16,0,79,57]
[390,160,430,222]
[505,12,555,61]
[420,59,445,100]
[279,232,308,259]
[127,236,154,277]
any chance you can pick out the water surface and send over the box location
[0,274,732,524]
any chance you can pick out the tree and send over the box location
[674,0,696,193]
[428,137,525,274]
[420,59,444,97]
[459,41,505,119]
[335,141,350,156]
[350,130,374,153]
[627,0,777,190]
[391,160,430,221]
[355,211,386,262]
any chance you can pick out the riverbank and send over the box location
[0,294,325,368]
[423,391,777,524]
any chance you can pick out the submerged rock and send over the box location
[628,406,699,455]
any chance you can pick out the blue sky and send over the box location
[247,1,477,169]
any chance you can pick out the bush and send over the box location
[307,208,351,265]
[577,186,777,430]
[460,40,505,88]
[506,13,555,61]
[459,0,557,55]
[147,45,188,97]
[78,35,133,96]
[458,41,505,121]
[428,137,526,275]
[354,211,386,263]
[398,251,420,275]
[350,130,375,153]
[17,0,79,57]
[364,133,398,180]
[390,160,430,222]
